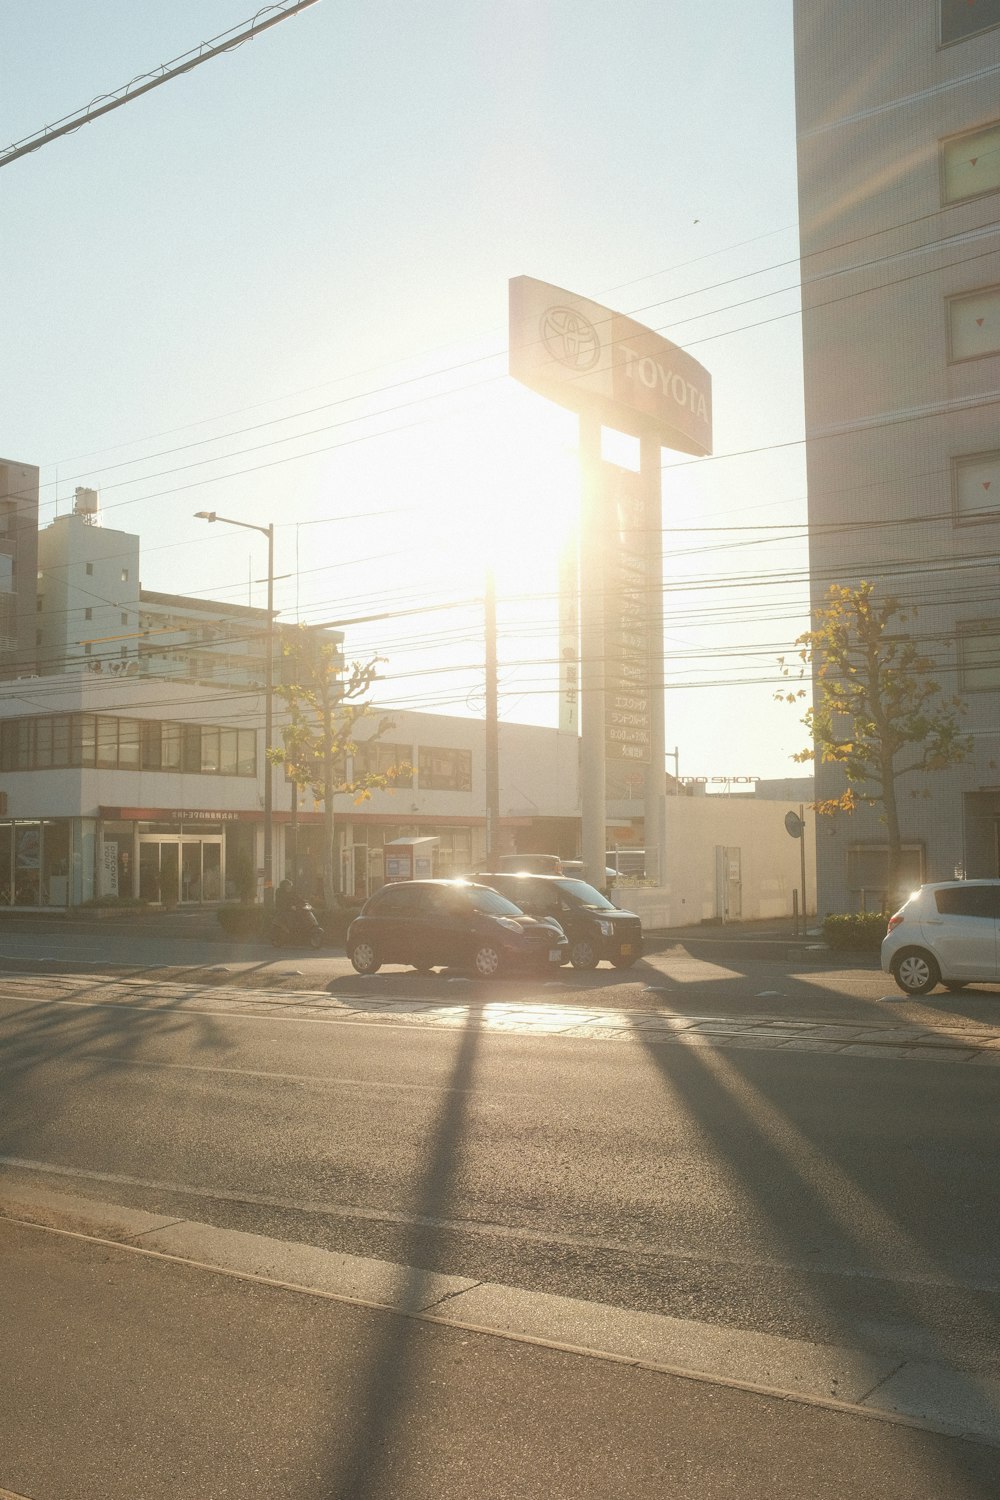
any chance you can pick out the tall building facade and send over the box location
[0,457,40,679]
[794,1,1000,912]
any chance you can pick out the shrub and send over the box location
[822,913,887,951]
[217,905,267,939]
[316,896,363,944]
[77,896,149,909]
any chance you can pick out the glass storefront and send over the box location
[136,825,225,904]
[0,819,73,907]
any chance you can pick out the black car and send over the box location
[475,873,643,970]
[346,878,568,978]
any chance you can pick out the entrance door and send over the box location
[138,836,223,904]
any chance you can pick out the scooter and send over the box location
[270,902,324,948]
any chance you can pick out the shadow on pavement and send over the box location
[320,1001,484,1499]
[630,1017,1000,1498]
[0,975,233,1168]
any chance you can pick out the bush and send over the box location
[217,905,267,939]
[822,913,887,951]
[77,896,149,910]
[317,896,363,944]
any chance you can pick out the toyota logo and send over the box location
[539,306,602,371]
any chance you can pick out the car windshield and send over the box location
[465,886,524,917]
[556,878,616,910]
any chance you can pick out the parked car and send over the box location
[473,853,564,876]
[474,872,643,969]
[881,880,1000,995]
[560,860,619,884]
[346,878,568,978]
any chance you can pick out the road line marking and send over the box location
[3,1049,507,1095]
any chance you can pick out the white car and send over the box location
[881,880,1000,995]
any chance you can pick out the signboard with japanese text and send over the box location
[601,464,651,765]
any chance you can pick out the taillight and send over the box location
[887,913,903,932]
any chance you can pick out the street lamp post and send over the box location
[195,510,276,906]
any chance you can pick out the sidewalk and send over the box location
[1,1190,998,1500]
[2,1221,997,1500]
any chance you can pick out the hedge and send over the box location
[217,905,268,939]
[216,898,362,944]
[821,913,887,951]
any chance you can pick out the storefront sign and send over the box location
[509,276,712,456]
[102,807,245,823]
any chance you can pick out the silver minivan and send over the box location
[881,880,1000,995]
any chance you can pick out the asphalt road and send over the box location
[3,965,1000,1363]
[3,940,1000,1495]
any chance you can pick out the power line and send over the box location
[0,1,323,171]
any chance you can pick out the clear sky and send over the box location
[1,0,810,784]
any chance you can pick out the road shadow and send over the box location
[0,975,234,1170]
[629,1017,1000,1497]
[318,1000,484,1498]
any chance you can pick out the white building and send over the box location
[0,475,816,922]
[794,1,1000,911]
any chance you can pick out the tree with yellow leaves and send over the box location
[777,582,972,907]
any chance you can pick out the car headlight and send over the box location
[495,917,523,933]
[597,919,614,937]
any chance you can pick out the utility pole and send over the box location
[195,510,275,907]
[484,569,500,863]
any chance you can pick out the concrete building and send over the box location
[794,1,1000,912]
[0,456,40,680]
[0,472,815,921]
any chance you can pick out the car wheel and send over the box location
[472,944,502,979]
[349,939,381,975]
[569,939,599,970]
[892,948,940,996]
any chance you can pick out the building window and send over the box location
[84,608,92,620]
[36,596,42,612]
[121,568,129,582]
[941,120,1000,204]
[847,845,923,912]
[354,738,413,787]
[418,745,472,791]
[948,285,1000,362]
[0,712,257,776]
[953,451,1000,523]
[84,643,92,656]
[958,622,1000,690]
[121,612,128,626]
[85,563,93,576]
[940,0,1000,45]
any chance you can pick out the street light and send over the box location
[195,510,276,906]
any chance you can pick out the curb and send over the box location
[3,1180,999,1450]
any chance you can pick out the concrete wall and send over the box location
[612,796,817,930]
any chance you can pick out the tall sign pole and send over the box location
[579,417,607,888]
[641,431,667,887]
[484,568,500,862]
[508,278,712,889]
